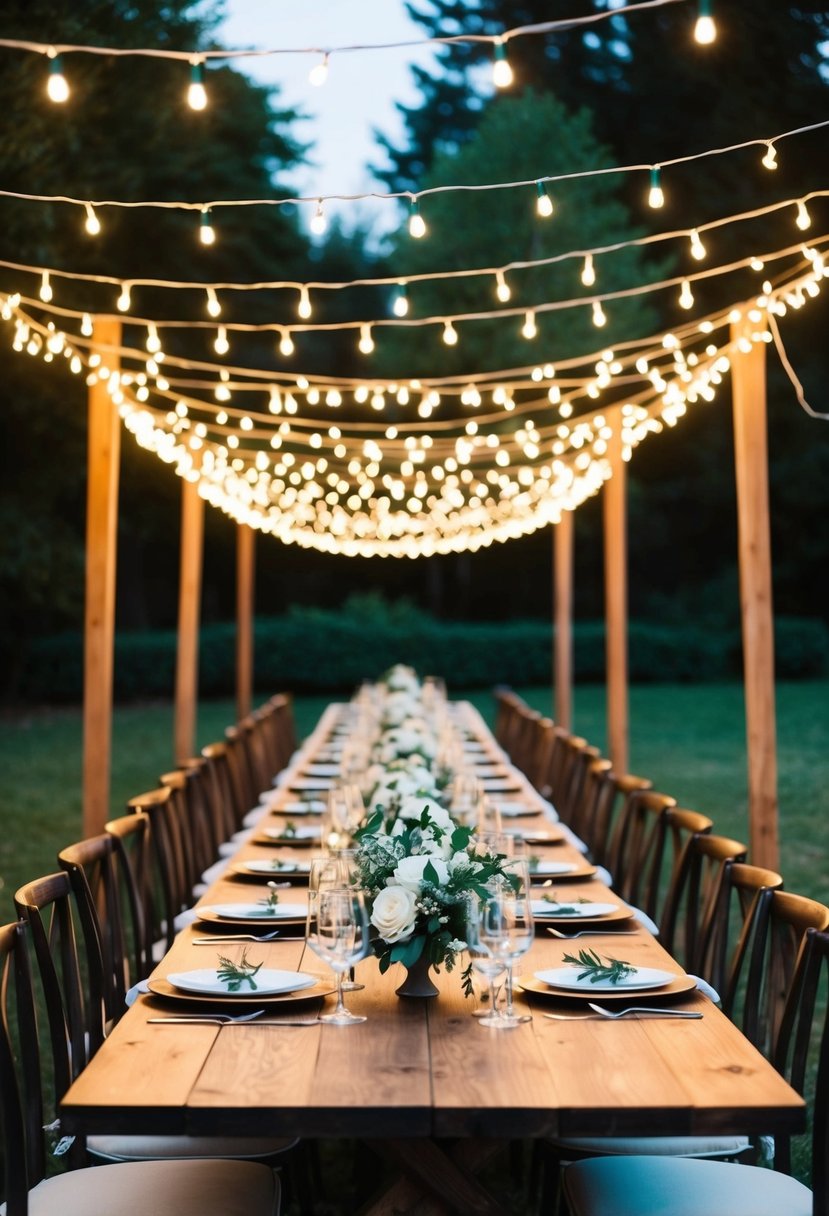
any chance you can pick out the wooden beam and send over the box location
[82,319,122,836]
[235,523,255,721]
[553,512,574,731]
[603,416,629,775]
[173,477,204,764]
[731,317,779,870]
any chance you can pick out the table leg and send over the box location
[359,1138,511,1216]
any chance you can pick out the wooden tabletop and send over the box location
[61,703,805,1143]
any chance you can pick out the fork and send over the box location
[546,928,638,939]
[148,1009,266,1024]
[543,1005,702,1021]
[192,932,302,944]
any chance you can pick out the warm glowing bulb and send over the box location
[495,270,511,302]
[46,54,70,103]
[199,209,216,246]
[492,42,513,88]
[205,287,221,317]
[689,229,706,260]
[39,271,52,303]
[81,312,93,337]
[146,323,161,353]
[648,166,664,209]
[117,285,131,312]
[187,60,208,110]
[84,203,101,236]
[581,254,596,287]
[309,52,329,86]
[592,300,607,328]
[392,283,409,317]
[214,325,229,355]
[358,324,375,354]
[694,1,717,44]
[521,310,537,340]
[409,199,427,239]
[278,329,294,356]
[796,200,811,231]
[442,320,458,346]
[761,142,778,171]
[310,199,327,235]
[298,286,312,319]
[535,181,553,218]
[679,279,695,309]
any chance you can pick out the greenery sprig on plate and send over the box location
[217,948,263,991]
[542,891,591,914]
[259,881,281,911]
[562,948,636,985]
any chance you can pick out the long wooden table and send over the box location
[61,701,804,1213]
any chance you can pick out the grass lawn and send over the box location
[1,681,827,916]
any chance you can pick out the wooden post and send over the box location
[82,319,122,836]
[236,523,255,721]
[604,415,629,775]
[731,316,779,870]
[173,477,204,764]
[553,512,574,731]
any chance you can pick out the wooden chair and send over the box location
[605,790,684,919]
[561,921,829,1216]
[126,786,191,953]
[13,875,303,1176]
[0,920,281,1216]
[587,767,652,870]
[200,740,240,844]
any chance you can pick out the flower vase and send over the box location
[395,951,439,998]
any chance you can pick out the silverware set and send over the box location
[148,1010,319,1026]
[192,933,304,944]
[544,1003,702,1021]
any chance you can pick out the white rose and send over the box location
[371,885,418,943]
[393,854,449,891]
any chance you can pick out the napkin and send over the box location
[689,974,721,1004]
[242,805,268,828]
[125,979,150,1007]
[557,823,590,854]
[627,905,660,935]
[594,865,613,886]
[200,858,227,887]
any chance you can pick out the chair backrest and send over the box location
[768,925,829,1199]
[558,745,603,839]
[693,859,783,997]
[200,740,239,844]
[58,831,151,1022]
[224,724,259,823]
[544,731,590,823]
[727,888,829,1061]
[126,786,190,952]
[13,874,103,1170]
[104,811,160,970]
[606,789,678,913]
[588,768,652,870]
[0,920,49,1213]
[659,831,751,978]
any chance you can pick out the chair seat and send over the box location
[4,1159,278,1216]
[562,1154,811,1216]
[551,1133,750,1159]
[88,1131,298,1162]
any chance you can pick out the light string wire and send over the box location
[7,233,821,345]
[768,310,829,421]
[0,117,825,214]
[2,190,826,300]
[0,1,685,62]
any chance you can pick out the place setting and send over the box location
[529,892,636,928]
[255,821,323,846]
[527,857,598,880]
[145,946,334,1013]
[519,947,699,1007]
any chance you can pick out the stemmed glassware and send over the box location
[466,861,534,1029]
[306,886,369,1025]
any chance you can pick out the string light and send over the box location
[278,328,294,356]
[495,270,511,302]
[648,166,665,209]
[205,287,221,317]
[214,325,229,355]
[592,300,607,327]
[298,286,312,319]
[392,283,409,317]
[521,309,537,339]
[535,181,554,218]
[199,208,216,246]
[39,271,52,303]
[694,0,717,45]
[358,323,374,354]
[146,323,161,353]
[46,51,69,103]
[187,59,207,110]
[678,279,694,309]
[308,51,329,86]
[761,142,778,171]
[442,320,458,346]
[310,199,327,235]
[689,229,706,260]
[81,312,93,337]
[408,197,427,239]
[83,202,101,236]
[796,200,811,231]
[492,40,513,88]
[116,283,131,312]
[581,254,596,287]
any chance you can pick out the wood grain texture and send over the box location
[731,317,779,871]
[554,512,574,731]
[174,476,204,765]
[235,523,255,722]
[603,418,629,775]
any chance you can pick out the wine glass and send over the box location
[496,859,534,1026]
[466,865,534,1029]
[306,887,369,1025]
[475,793,503,836]
[450,773,480,827]
[465,891,508,1028]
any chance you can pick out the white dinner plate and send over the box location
[289,777,333,791]
[202,903,308,921]
[261,825,321,841]
[528,861,577,877]
[531,900,618,919]
[480,777,524,792]
[301,763,341,776]
[535,965,678,994]
[166,968,317,997]
[497,803,542,819]
[235,859,309,876]
[260,799,324,815]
